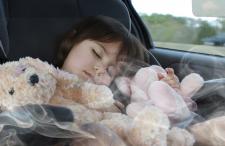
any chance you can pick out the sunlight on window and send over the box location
[132,0,225,56]
[193,0,225,17]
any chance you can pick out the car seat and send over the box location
[0,0,131,65]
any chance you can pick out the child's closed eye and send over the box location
[92,48,102,59]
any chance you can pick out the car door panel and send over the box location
[151,48,225,79]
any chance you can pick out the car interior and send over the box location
[1,0,225,121]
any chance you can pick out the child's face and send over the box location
[62,40,122,85]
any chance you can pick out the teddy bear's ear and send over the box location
[19,57,82,83]
[18,57,82,92]
[18,57,58,76]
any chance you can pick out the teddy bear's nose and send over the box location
[9,87,15,95]
[29,74,39,86]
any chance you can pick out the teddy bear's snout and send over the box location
[29,74,39,86]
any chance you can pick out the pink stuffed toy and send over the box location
[116,65,204,125]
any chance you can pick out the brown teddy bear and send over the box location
[0,57,115,111]
[0,57,195,146]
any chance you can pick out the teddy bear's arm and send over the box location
[55,103,103,126]
[100,112,133,144]
[79,82,115,110]
[167,127,195,146]
[51,67,116,111]
[188,116,225,146]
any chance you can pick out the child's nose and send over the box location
[94,65,112,85]
[94,65,106,76]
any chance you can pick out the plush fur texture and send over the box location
[0,57,115,111]
[116,65,204,125]
[0,57,198,146]
[188,116,225,146]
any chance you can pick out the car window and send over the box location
[132,0,225,56]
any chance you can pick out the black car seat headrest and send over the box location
[3,0,131,64]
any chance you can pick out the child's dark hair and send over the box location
[55,15,149,68]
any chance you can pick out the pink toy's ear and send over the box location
[133,67,159,93]
[180,73,204,98]
[148,81,178,114]
[148,81,191,121]
[115,77,131,96]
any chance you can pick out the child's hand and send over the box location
[158,68,180,89]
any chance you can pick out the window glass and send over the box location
[132,0,225,56]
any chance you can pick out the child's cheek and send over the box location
[76,57,94,71]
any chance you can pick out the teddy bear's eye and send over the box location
[9,88,15,95]
[22,68,26,72]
